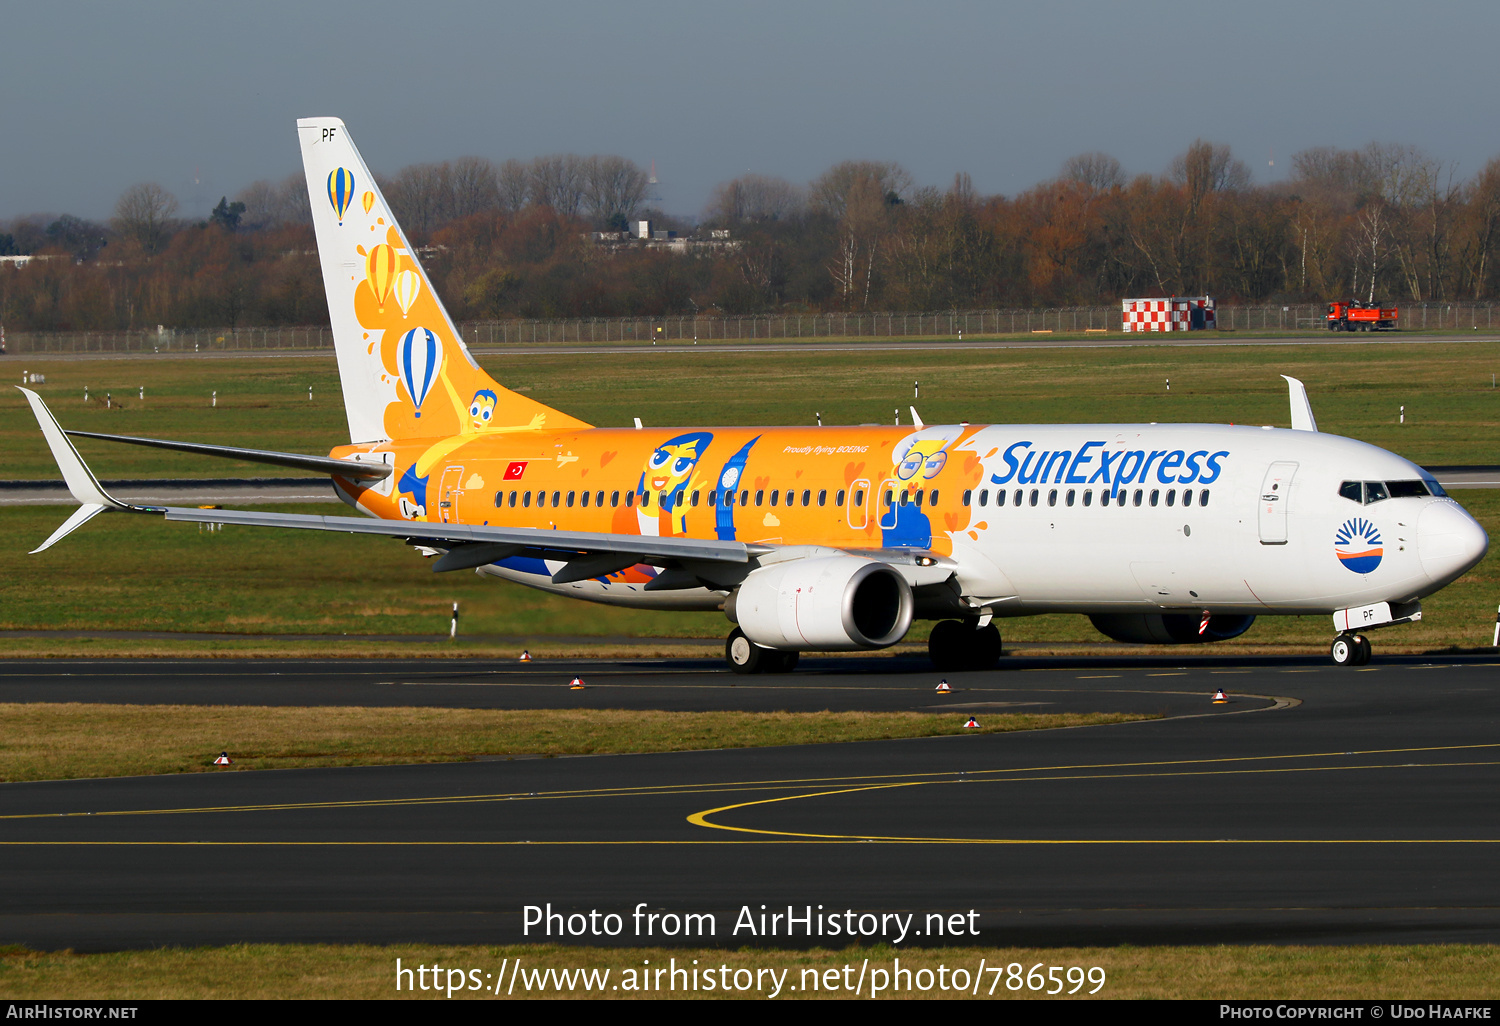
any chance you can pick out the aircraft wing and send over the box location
[20,388,766,579]
[63,429,392,480]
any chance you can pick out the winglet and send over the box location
[1280,375,1318,432]
[17,387,128,551]
[910,407,925,429]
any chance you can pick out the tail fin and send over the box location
[297,117,588,443]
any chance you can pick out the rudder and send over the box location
[297,117,588,443]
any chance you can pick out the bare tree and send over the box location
[809,160,913,219]
[497,159,531,213]
[585,155,649,227]
[1170,140,1251,203]
[528,155,588,217]
[448,156,501,219]
[112,182,179,254]
[706,173,804,224]
[383,162,453,237]
[1062,152,1125,192]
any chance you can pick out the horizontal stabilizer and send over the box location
[65,430,392,480]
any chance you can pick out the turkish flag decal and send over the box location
[504,461,528,480]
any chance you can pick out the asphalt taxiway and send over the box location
[1,654,1498,950]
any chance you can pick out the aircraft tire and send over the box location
[967,624,1003,670]
[1353,635,1372,665]
[1330,634,1357,666]
[726,628,768,675]
[927,620,970,671]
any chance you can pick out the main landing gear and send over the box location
[1330,633,1372,666]
[726,628,800,675]
[928,619,1003,672]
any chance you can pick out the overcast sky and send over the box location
[3,0,1497,221]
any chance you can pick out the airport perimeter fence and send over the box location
[6,302,1500,355]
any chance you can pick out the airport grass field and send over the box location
[3,340,1500,654]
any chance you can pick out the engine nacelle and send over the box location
[731,555,913,651]
[1089,613,1256,645]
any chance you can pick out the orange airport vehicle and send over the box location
[1327,301,1398,332]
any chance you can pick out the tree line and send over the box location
[4,140,1500,331]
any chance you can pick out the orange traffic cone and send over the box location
[935,680,952,693]
[212,752,232,765]
[569,677,586,690]
[1212,688,1228,704]
[963,716,980,728]
[519,650,532,662]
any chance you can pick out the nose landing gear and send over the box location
[1330,633,1372,666]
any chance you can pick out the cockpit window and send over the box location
[1387,480,1429,499]
[1423,476,1448,498]
[1364,481,1389,504]
[1339,481,1362,503]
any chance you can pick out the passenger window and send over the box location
[1048,489,1058,507]
[625,490,634,507]
[899,490,909,506]
[522,491,531,508]
[884,489,893,507]
[1013,489,1023,506]
[755,490,765,506]
[580,491,590,507]
[611,490,620,507]
[509,490,518,507]
[1364,481,1389,504]
[772,489,781,506]
[1083,489,1093,507]
[596,491,605,507]
[1149,489,1159,507]
[1182,489,1192,507]
[1339,480,1363,503]
[1132,489,1143,507]
[840,489,851,506]
[929,489,939,506]
[818,489,827,506]
[1117,491,1127,507]
[641,492,651,508]
[1199,489,1210,506]
[1166,489,1175,507]
[741,489,749,506]
[552,491,561,508]
[691,490,701,507]
[708,490,718,507]
[493,491,502,508]
[963,489,972,507]
[978,489,989,507]
[1029,489,1039,506]
[786,489,795,506]
[1066,489,1075,507]
[802,489,812,507]
[566,491,576,507]
[915,489,925,507]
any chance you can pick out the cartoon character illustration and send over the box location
[635,431,713,537]
[880,429,959,548]
[714,437,759,541]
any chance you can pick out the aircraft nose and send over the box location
[1418,500,1489,585]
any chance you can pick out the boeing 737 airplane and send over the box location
[18,118,1491,670]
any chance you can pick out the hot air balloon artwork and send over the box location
[392,269,421,318]
[365,244,397,312]
[361,191,375,216]
[327,168,356,224]
[399,327,440,417]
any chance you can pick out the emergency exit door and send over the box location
[1258,461,1298,544]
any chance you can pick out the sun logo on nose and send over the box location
[1334,517,1383,574]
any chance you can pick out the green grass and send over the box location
[0,942,1494,999]
[4,343,1500,652]
[5,341,1500,480]
[0,705,1146,781]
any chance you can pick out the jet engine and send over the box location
[1089,613,1256,645]
[730,555,913,650]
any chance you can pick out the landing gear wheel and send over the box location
[928,620,1003,671]
[928,620,968,671]
[727,628,766,675]
[1330,634,1357,666]
[1353,635,1372,665]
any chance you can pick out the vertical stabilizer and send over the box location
[297,118,588,443]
